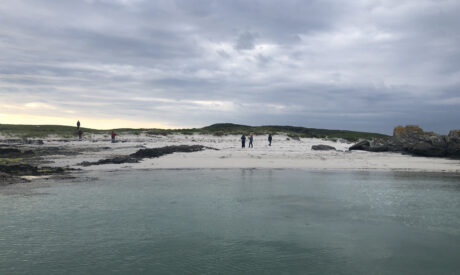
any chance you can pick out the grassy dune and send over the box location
[0,123,387,141]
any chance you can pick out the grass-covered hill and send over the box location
[199,123,387,141]
[0,123,388,141]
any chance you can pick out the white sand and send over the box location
[34,133,460,173]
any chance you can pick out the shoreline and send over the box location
[1,133,459,187]
[79,166,460,175]
[2,167,459,197]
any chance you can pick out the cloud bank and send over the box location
[1,0,459,133]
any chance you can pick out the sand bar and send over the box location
[26,133,459,173]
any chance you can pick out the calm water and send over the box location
[1,169,460,274]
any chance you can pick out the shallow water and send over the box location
[1,169,460,274]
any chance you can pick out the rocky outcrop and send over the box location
[0,164,67,185]
[447,130,460,157]
[0,147,35,158]
[0,164,65,176]
[349,140,370,151]
[0,139,44,145]
[311,145,336,151]
[349,125,460,158]
[79,145,217,166]
[0,172,27,185]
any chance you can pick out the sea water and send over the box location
[1,169,460,274]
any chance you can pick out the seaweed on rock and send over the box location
[79,145,217,166]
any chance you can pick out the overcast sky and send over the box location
[1,0,459,133]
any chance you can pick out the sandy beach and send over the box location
[13,133,456,173]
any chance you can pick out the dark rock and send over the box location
[79,145,217,166]
[0,139,43,145]
[446,130,460,158]
[448,130,460,140]
[287,135,300,141]
[0,148,21,156]
[311,145,336,151]
[349,125,460,158]
[349,140,370,151]
[446,142,460,158]
[0,172,28,185]
[0,148,34,157]
[407,142,447,157]
[130,145,208,159]
[25,139,44,145]
[0,139,23,144]
[0,164,65,176]
[79,156,138,167]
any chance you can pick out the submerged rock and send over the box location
[311,145,336,151]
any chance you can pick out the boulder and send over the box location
[349,125,460,159]
[446,130,460,158]
[448,130,460,140]
[393,125,424,138]
[446,142,460,158]
[407,142,446,157]
[349,140,370,151]
[311,145,336,151]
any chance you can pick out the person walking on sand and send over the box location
[77,120,80,130]
[78,129,83,141]
[249,133,254,148]
[111,131,117,143]
[241,134,246,148]
[268,134,272,146]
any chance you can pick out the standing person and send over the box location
[241,134,246,148]
[111,131,117,143]
[77,120,80,130]
[78,129,83,141]
[268,134,272,146]
[249,134,254,148]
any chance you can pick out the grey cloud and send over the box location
[234,32,256,51]
[0,0,459,133]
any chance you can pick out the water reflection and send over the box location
[1,169,460,274]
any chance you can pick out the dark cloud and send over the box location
[234,32,256,51]
[0,0,459,133]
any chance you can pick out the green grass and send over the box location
[0,158,24,165]
[0,123,388,141]
[198,123,387,141]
